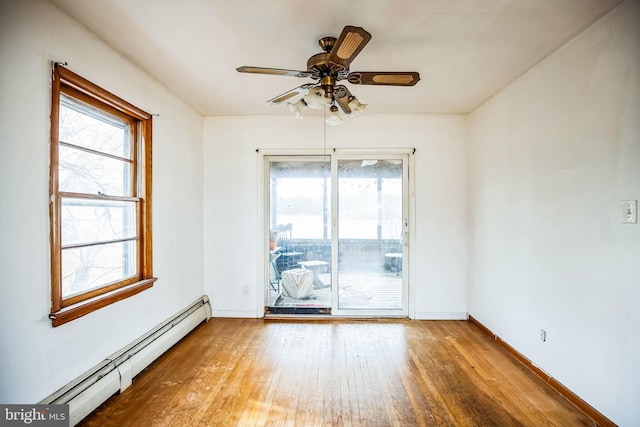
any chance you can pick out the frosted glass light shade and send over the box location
[287,98,307,119]
[347,97,367,117]
[303,87,327,109]
[326,107,344,126]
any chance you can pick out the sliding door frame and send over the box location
[258,148,415,318]
[330,152,410,317]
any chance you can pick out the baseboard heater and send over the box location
[40,296,212,426]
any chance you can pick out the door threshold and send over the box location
[264,306,331,316]
[264,312,409,321]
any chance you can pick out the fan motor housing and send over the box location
[307,52,349,80]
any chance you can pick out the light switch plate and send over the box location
[622,200,637,224]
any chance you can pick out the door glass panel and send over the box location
[266,158,331,313]
[337,159,404,311]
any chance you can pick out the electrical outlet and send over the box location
[622,200,637,224]
[540,329,547,342]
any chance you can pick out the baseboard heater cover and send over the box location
[40,296,212,426]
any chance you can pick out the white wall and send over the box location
[0,0,204,403]
[203,114,468,319]
[7,1,634,423]
[467,0,640,425]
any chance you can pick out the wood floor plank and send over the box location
[78,319,597,427]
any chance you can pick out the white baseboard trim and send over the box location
[412,311,468,320]
[211,310,468,320]
[211,309,262,318]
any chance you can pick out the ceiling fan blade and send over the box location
[333,85,353,114]
[236,66,311,78]
[267,84,315,104]
[327,26,372,69]
[347,71,420,86]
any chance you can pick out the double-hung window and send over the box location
[49,64,156,326]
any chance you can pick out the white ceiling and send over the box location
[51,0,622,116]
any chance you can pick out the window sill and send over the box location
[49,278,157,327]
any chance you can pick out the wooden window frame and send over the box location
[49,64,156,327]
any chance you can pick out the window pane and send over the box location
[59,145,131,196]
[62,198,137,246]
[339,177,378,239]
[60,94,131,159]
[338,159,403,240]
[274,177,327,239]
[62,241,137,298]
[271,161,330,240]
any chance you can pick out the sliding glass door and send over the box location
[333,156,407,315]
[265,153,408,316]
[266,157,332,314]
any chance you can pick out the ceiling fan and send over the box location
[236,25,420,123]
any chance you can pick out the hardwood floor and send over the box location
[79,319,595,426]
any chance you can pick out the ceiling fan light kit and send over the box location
[237,25,420,126]
[326,104,344,126]
[287,98,306,119]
